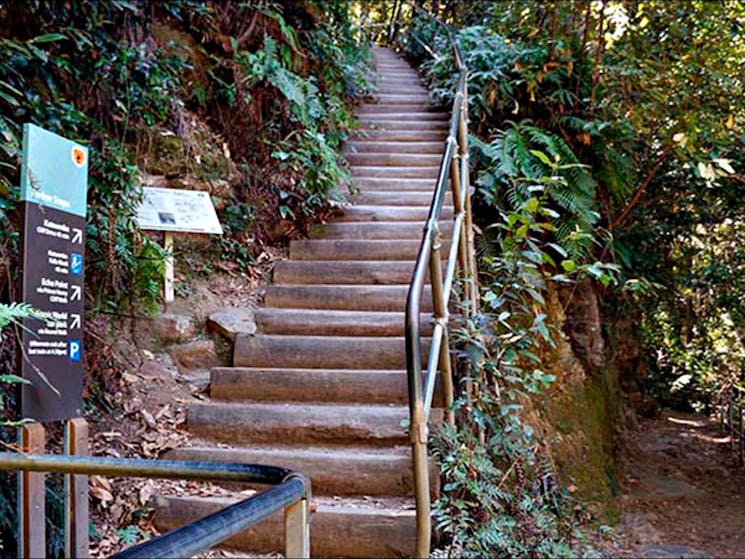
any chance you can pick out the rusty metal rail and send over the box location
[393,5,478,557]
[0,451,311,558]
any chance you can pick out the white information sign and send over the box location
[136,187,223,235]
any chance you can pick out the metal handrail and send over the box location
[395,5,478,558]
[0,452,311,558]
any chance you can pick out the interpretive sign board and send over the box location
[18,124,88,422]
[135,187,223,234]
[135,187,223,302]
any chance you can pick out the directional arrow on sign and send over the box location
[72,228,83,244]
[70,285,81,301]
[69,313,81,329]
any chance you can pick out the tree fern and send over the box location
[472,123,598,259]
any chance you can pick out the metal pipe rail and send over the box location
[719,395,745,467]
[0,451,311,558]
[395,5,478,558]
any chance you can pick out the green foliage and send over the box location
[1,0,373,313]
[0,2,185,313]
[471,123,599,260]
[399,1,745,414]
[433,176,601,557]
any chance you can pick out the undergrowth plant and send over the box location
[433,155,609,557]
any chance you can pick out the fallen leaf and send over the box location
[90,486,114,507]
[91,475,112,491]
[139,481,156,506]
[141,409,157,429]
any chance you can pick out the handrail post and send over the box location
[457,74,478,316]
[411,401,431,559]
[430,226,454,426]
[284,473,311,558]
[284,498,310,558]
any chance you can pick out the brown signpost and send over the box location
[17,123,90,558]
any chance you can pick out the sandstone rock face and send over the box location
[151,313,198,345]
[170,339,222,373]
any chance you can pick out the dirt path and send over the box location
[616,410,745,558]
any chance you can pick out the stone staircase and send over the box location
[153,46,449,558]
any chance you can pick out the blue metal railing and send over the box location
[0,451,311,558]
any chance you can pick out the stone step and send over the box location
[263,285,433,312]
[347,140,443,154]
[288,239,448,261]
[232,332,427,370]
[351,166,439,179]
[362,112,448,122]
[374,79,424,87]
[366,93,432,103]
[337,205,453,222]
[374,86,426,94]
[358,103,439,114]
[351,177,438,190]
[353,130,446,142]
[378,69,420,77]
[211,366,404,403]
[272,260,443,285]
[166,445,430,497]
[233,334,429,369]
[362,120,448,131]
[187,401,413,445]
[153,494,416,558]
[351,191,451,206]
[310,221,451,240]
[346,153,442,167]
[253,308,433,337]
[210,365,442,405]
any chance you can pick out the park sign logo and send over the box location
[18,124,88,422]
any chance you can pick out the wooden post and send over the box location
[164,231,174,303]
[18,423,46,559]
[65,418,89,558]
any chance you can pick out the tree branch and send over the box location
[609,151,669,230]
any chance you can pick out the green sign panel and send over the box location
[20,123,88,217]
[19,124,88,422]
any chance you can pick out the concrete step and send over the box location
[211,366,407,403]
[337,205,453,222]
[289,239,449,261]
[253,308,433,337]
[233,334,430,369]
[353,130,446,142]
[361,112,448,122]
[166,445,428,497]
[210,365,442,405]
[347,140,444,154]
[187,401,412,445]
[310,221,451,240]
[263,285,433,312]
[346,153,442,167]
[153,494,416,558]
